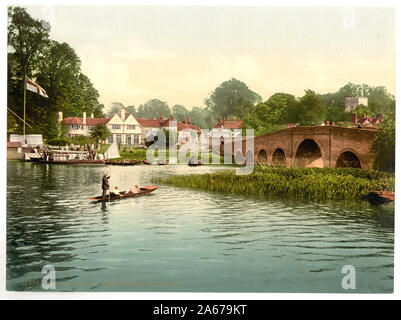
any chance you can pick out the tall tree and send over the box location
[136,99,171,118]
[7,7,103,139]
[205,78,262,120]
[172,104,190,121]
[298,90,325,126]
[370,112,395,172]
[8,6,50,76]
[106,102,125,117]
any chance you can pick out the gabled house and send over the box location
[60,108,142,145]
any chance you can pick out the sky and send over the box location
[23,5,396,112]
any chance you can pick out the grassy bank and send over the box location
[112,148,226,163]
[157,166,395,202]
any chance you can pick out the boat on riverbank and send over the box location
[367,190,395,205]
[90,186,158,202]
[38,159,106,165]
[105,160,140,166]
[188,160,203,166]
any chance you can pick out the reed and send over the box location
[157,166,395,202]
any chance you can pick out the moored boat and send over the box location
[105,160,140,166]
[188,160,203,166]
[158,160,169,165]
[367,190,395,205]
[39,159,106,165]
[90,186,158,202]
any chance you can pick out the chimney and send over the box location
[159,114,163,120]
[352,113,357,124]
[325,120,330,126]
[83,112,86,125]
[91,113,94,118]
[169,115,174,121]
[58,111,63,123]
[121,108,126,121]
[182,117,186,124]
[188,117,191,124]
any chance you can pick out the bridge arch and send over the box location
[257,149,268,165]
[294,139,323,168]
[335,149,361,169]
[272,148,286,166]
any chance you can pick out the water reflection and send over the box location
[7,161,394,292]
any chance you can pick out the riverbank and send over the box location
[111,148,226,164]
[157,166,395,202]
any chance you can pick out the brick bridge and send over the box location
[233,126,378,170]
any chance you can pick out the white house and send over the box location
[60,108,142,145]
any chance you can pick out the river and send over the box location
[6,161,394,293]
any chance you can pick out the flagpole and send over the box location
[23,74,26,144]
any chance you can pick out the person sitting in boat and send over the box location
[130,185,140,194]
[110,186,122,197]
[101,174,110,199]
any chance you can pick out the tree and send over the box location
[45,122,70,146]
[242,93,299,135]
[136,99,171,118]
[106,102,125,117]
[126,105,137,117]
[319,83,395,122]
[7,7,104,139]
[90,124,111,144]
[172,104,190,121]
[8,7,51,135]
[71,135,92,146]
[189,106,213,129]
[243,102,287,136]
[205,78,262,120]
[298,90,325,126]
[370,112,395,172]
[8,6,50,76]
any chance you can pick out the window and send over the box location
[112,125,121,130]
[126,135,131,145]
[127,125,136,130]
[108,135,113,143]
[116,135,122,144]
[88,126,93,131]
[134,135,139,145]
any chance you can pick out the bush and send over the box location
[46,137,70,146]
[157,166,394,202]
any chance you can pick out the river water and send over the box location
[7,161,394,293]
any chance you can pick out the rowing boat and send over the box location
[188,160,203,166]
[90,186,158,202]
[367,190,395,205]
[105,160,140,166]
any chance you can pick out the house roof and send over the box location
[136,117,201,132]
[7,141,22,148]
[213,119,243,129]
[62,117,110,126]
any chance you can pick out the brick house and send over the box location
[136,115,201,145]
